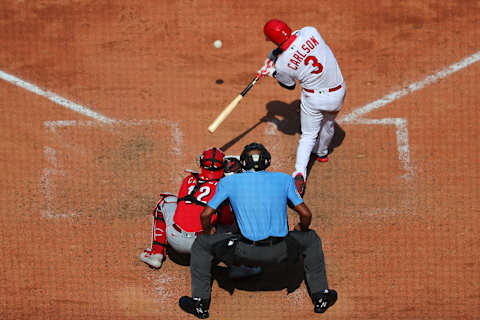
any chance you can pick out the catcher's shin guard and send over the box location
[150,199,168,256]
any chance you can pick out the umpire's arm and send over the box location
[200,206,216,235]
[294,203,312,231]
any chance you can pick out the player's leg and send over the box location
[140,194,176,268]
[293,104,323,179]
[312,110,338,159]
[288,230,337,313]
[312,86,346,158]
[187,233,231,302]
[165,225,196,254]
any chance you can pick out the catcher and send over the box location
[140,148,259,278]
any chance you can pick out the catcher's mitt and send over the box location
[224,156,243,175]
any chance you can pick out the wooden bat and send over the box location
[208,76,260,133]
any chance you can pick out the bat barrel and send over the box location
[208,95,243,133]
[208,75,259,133]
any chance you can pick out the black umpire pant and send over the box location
[190,230,329,299]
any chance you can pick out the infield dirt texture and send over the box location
[1,1,479,319]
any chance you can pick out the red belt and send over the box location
[173,223,202,236]
[304,84,342,94]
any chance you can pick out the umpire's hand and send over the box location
[294,222,309,231]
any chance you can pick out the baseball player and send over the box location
[140,148,260,278]
[258,19,346,196]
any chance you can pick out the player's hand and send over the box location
[209,226,216,235]
[203,226,216,236]
[294,222,309,231]
[257,59,276,79]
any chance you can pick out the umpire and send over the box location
[179,142,337,319]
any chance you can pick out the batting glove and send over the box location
[257,59,277,79]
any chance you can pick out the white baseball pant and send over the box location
[294,84,346,178]
[157,195,236,254]
[158,195,197,254]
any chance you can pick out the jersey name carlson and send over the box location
[288,36,320,70]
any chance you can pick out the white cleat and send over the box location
[140,250,164,269]
[229,265,262,279]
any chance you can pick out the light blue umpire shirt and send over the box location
[207,170,304,241]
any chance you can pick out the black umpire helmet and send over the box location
[240,142,271,171]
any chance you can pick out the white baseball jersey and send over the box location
[274,26,344,90]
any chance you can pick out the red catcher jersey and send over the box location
[174,174,234,232]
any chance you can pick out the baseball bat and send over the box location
[208,76,260,133]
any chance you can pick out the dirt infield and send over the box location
[1,1,479,319]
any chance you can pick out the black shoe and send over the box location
[179,296,210,319]
[312,289,337,314]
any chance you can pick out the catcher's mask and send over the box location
[200,147,225,180]
[240,142,271,171]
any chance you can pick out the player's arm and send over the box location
[277,81,296,90]
[274,69,296,90]
[293,203,312,231]
[177,175,192,198]
[201,179,229,235]
[216,200,235,225]
[286,176,310,230]
[200,206,217,235]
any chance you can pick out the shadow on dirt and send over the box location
[220,100,300,153]
[212,258,305,295]
[220,99,345,159]
[167,245,305,295]
[167,247,190,266]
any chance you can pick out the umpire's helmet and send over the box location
[240,142,271,171]
[264,19,292,45]
[200,147,225,180]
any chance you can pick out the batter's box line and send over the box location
[42,119,184,218]
[341,117,414,179]
[44,119,183,155]
[338,50,480,180]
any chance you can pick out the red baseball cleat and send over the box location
[316,155,328,162]
[294,173,306,197]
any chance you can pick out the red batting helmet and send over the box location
[199,147,225,180]
[264,19,292,45]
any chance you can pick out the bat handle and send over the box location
[240,76,260,96]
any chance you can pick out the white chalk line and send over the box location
[338,50,480,179]
[41,146,79,218]
[0,70,115,124]
[339,50,480,123]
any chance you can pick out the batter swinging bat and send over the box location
[208,76,260,133]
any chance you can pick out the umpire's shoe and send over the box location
[179,296,210,319]
[312,289,337,314]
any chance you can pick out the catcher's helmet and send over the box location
[224,156,243,175]
[200,147,225,180]
[240,142,271,171]
[264,19,292,45]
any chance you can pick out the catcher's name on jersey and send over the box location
[287,35,321,70]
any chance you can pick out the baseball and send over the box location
[213,40,223,49]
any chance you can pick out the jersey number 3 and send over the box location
[304,56,323,74]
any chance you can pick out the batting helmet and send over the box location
[200,147,225,180]
[240,142,271,171]
[264,19,292,45]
